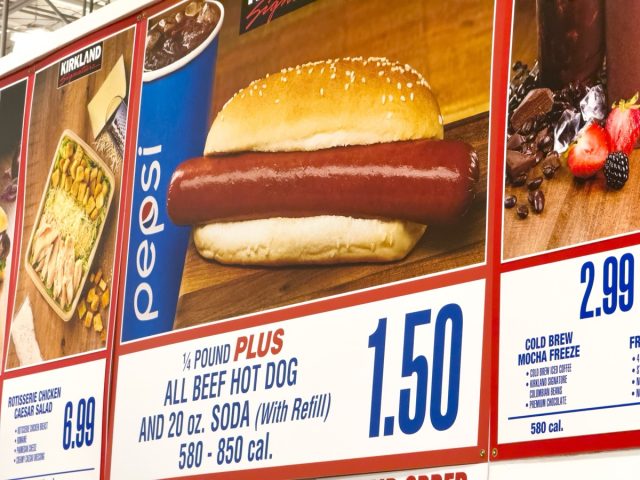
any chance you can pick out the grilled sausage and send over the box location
[167,139,479,226]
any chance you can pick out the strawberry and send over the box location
[605,93,640,155]
[567,122,610,178]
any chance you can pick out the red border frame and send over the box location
[489,0,640,462]
[102,1,498,478]
[0,12,144,480]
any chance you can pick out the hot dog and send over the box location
[166,57,479,265]
[168,139,479,226]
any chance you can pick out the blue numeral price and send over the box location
[368,303,463,438]
[580,253,634,319]
[62,397,95,450]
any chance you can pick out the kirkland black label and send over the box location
[57,42,103,88]
[240,0,316,34]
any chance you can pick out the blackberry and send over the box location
[604,152,629,190]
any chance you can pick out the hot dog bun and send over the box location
[205,57,444,154]
[193,216,426,265]
[181,57,462,265]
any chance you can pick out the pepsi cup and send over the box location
[121,1,224,341]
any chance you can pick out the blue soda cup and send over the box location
[121,1,224,342]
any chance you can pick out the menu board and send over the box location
[108,0,494,477]
[492,0,640,462]
[3,0,640,478]
[498,246,640,444]
[0,23,138,479]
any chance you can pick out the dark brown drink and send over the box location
[536,0,605,89]
[606,1,640,102]
[145,1,220,72]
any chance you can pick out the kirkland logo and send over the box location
[58,42,103,88]
[240,0,316,34]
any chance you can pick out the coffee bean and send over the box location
[536,151,545,164]
[527,190,535,204]
[511,174,527,187]
[532,190,545,213]
[517,204,529,219]
[527,176,543,190]
[504,195,517,208]
[543,165,555,178]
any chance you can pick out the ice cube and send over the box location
[580,84,607,123]
[554,108,581,153]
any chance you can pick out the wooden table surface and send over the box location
[214,0,494,124]
[175,114,488,329]
[504,0,640,260]
[6,30,134,368]
[171,0,494,330]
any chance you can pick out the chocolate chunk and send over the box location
[506,149,536,179]
[520,120,534,135]
[536,128,553,153]
[507,133,526,151]
[535,127,549,145]
[511,88,554,131]
[541,135,554,153]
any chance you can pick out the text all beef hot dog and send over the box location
[167,139,479,226]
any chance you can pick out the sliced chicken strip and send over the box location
[37,244,53,277]
[46,238,60,290]
[35,238,53,268]
[73,259,83,293]
[60,279,67,308]
[53,237,67,301]
[34,254,43,274]
[64,237,75,308]
[32,225,58,264]
[33,218,50,240]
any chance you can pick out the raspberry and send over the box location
[604,152,630,190]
